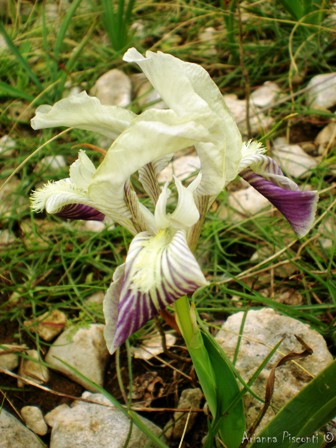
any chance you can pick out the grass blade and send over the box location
[54,0,83,61]
[0,21,43,90]
[0,81,34,101]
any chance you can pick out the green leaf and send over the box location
[201,330,246,448]
[188,328,218,416]
[250,360,336,448]
[176,298,217,415]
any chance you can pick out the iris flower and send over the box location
[31,48,318,354]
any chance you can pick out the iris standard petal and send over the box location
[31,91,135,139]
[123,48,242,195]
[155,176,201,230]
[104,229,208,353]
[69,149,96,188]
[240,155,318,237]
[90,108,212,215]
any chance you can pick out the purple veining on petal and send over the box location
[110,229,207,351]
[240,168,318,237]
[55,203,105,221]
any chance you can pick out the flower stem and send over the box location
[174,295,194,345]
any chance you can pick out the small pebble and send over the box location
[21,406,48,436]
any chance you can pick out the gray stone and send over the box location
[0,408,43,448]
[315,121,336,155]
[36,155,67,173]
[306,73,336,110]
[164,388,203,439]
[21,406,48,436]
[18,350,49,387]
[199,27,217,56]
[0,344,24,371]
[158,154,201,183]
[272,138,317,178]
[24,310,67,342]
[215,308,333,431]
[251,81,282,108]
[219,186,270,222]
[0,135,16,157]
[91,69,131,107]
[83,220,106,232]
[0,230,16,245]
[47,392,164,448]
[132,73,166,110]
[223,94,273,136]
[318,215,335,251]
[45,324,109,390]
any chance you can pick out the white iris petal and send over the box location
[31,179,101,217]
[31,91,135,140]
[123,48,243,195]
[69,149,96,188]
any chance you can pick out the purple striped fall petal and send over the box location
[103,229,208,354]
[55,203,105,221]
[240,154,318,237]
[31,151,109,222]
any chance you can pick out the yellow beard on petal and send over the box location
[131,229,173,294]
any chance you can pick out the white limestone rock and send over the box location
[164,388,203,440]
[158,154,201,183]
[223,94,273,136]
[0,344,25,371]
[0,229,16,245]
[318,215,335,251]
[45,324,109,390]
[36,155,67,173]
[47,392,164,448]
[251,81,282,108]
[21,406,48,436]
[0,408,43,448]
[272,137,317,178]
[199,27,217,56]
[0,135,16,157]
[83,220,106,232]
[215,308,333,431]
[315,121,336,155]
[90,69,131,107]
[18,349,49,387]
[132,73,166,110]
[85,291,105,305]
[24,310,67,342]
[306,73,336,109]
[218,186,270,222]
[132,332,177,360]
